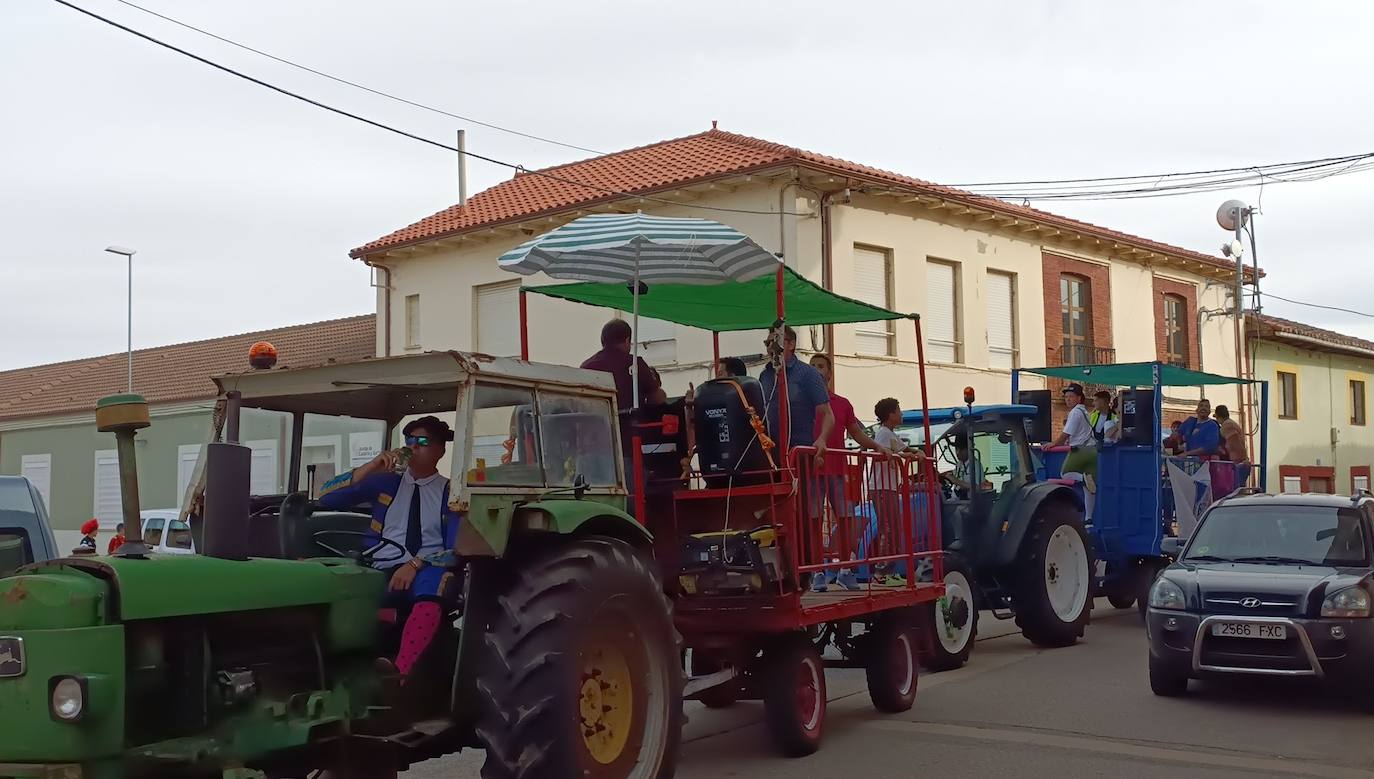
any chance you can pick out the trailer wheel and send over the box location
[762,634,826,757]
[1136,558,1168,620]
[1106,589,1136,610]
[917,555,977,671]
[865,613,920,713]
[476,538,682,779]
[1013,502,1093,648]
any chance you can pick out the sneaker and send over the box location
[836,570,861,591]
[811,576,829,593]
[884,575,908,587]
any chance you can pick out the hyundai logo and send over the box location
[1240,597,1262,609]
[0,637,23,678]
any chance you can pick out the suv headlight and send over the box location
[1149,577,1186,610]
[1321,587,1371,618]
[50,676,87,722]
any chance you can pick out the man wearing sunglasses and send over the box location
[319,416,460,681]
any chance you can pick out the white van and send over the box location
[138,509,195,555]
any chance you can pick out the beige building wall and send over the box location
[372,181,1240,428]
[1254,339,1374,493]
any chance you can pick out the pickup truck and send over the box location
[0,475,59,574]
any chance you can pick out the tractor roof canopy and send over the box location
[213,351,616,422]
[524,265,911,331]
[1017,361,1258,387]
[901,404,1040,427]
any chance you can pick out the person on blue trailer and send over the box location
[318,415,460,680]
[1179,399,1221,458]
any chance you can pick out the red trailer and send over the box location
[521,263,944,757]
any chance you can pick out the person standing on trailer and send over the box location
[1054,383,1098,517]
[1179,399,1221,458]
[758,325,834,455]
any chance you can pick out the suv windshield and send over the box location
[1186,504,1369,567]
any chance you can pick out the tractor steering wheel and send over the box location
[311,529,409,567]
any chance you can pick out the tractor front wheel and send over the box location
[476,538,682,779]
[762,633,827,757]
[1013,503,1094,648]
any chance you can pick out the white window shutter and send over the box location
[986,272,1017,370]
[245,440,279,496]
[476,282,521,357]
[1281,476,1301,493]
[20,454,51,514]
[853,247,893,356]
[925,262,958,363]
[405,294,421,348]
[93,450,122,526]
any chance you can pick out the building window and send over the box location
[404,294,421,349]
[1352,380,1367,426]
[986,271,1018,370]
[1278,371,1298,419]
[1163,294,1189,367]
[1352,466,1371,494]
[854,246,895,356]
[1280,465,1335,494]
[1060,274,1092,364]
[474,281,521,357]
[925,260,961,363]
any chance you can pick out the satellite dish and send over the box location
[1217,200,1249,231]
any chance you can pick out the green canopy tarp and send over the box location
[1018,361,1258,387]
[523,265,910,332]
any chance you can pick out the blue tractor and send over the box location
[873,396,1096,671]
[1012,361,1267,619]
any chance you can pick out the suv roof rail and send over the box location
[1221,486,1266,500]
[1353,489,1373,502]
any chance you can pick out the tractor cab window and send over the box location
[471,383,543,486]
[539,393,619,488]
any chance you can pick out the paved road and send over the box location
[403,601,1374,778]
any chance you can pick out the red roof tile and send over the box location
[0,315,375,423]
[351,128,1246,277]
[1248,313,1374,356]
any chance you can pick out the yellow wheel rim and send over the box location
[580,638,635,765]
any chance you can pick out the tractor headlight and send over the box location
[1148,578,1186,611]
[50,676,87,722]
[1321,587,1371,618]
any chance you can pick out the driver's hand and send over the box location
[389,563,419,592]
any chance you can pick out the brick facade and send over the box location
[1152,276,1200,369]
[1040,252,1112,365]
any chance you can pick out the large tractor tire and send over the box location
[762,633,827,757]
[1013,501,1094,648]
[476,537,682,779]
[1136,557,1168,620]
[917,554,978,671]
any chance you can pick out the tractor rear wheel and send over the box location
[476,537,682,779]
[865,612,920,713]
[917,554,978,671]
[1013,502,1094,648]
[762,633,827,757]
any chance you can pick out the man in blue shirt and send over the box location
[318,416,460,679]
[1178,399,1221,457]
[758,325,834,457]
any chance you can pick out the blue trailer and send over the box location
[1012,361,1268,613]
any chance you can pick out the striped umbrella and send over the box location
[499,213,780,405]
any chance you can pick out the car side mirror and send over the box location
[1161,537,1186,557]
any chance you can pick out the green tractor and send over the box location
[0,351,682,778]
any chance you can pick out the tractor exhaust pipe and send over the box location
[201,391,252,561]
[96,394,152,558]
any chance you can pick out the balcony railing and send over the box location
[1050,344,1117,366]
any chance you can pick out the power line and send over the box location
[946,152,1371,189]
[109,0,606,156]
[49,0,809,218]
[1263,293,1374,320]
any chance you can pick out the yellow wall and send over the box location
[1253,339,1374,492]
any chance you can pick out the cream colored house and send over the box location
[351,128,1252,427]
[1248,313,1374,494]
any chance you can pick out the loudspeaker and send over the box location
[200,442,252,561]
[1018,389,1053,444]
[1121,389,1156,445]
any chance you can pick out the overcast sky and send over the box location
[4,0,1373,371]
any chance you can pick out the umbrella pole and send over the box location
[631,246,641,409]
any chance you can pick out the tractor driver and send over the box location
[318,416,460,681]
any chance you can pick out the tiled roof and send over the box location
[351,128,1244,277]
[1248,313,1374,356]
[0,315,375,423]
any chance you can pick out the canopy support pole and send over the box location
[631,245,641,409]
[518,289,529,361]
[712,331,720,369]
[774,262,790,463]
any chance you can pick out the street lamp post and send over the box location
[105,246,136,392]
